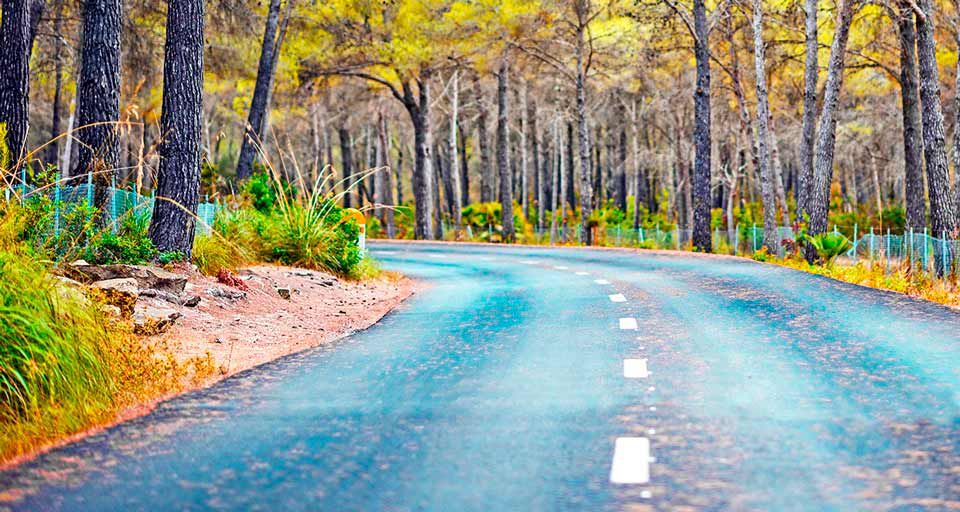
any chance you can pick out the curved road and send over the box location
[2,242,959,510]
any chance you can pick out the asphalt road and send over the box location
[2,242,958,511]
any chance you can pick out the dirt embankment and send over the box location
[162,265,417,379]
[1,265,416,470]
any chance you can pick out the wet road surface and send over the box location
[2,242,959,510]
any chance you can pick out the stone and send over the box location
[276,287,291,300]
[132,303,181,335]
[65,264,188,294]
[206,286,246,301]
[183,295,201,307]
[91,278,139,315]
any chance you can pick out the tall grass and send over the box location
[0,202,210,462]
[195,146,378,279]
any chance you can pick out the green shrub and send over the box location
[81,211,157,265]
[804,232,852,265]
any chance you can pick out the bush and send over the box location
[804,232,852,265]
[81,211,157,265]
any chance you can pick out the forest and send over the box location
[2,0,960,257]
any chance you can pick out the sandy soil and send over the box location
[157,265,417,378]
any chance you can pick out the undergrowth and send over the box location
[0,202,213,463]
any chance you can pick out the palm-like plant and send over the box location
[803,232,852,265]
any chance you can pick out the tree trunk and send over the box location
[338,126,353,208]
[149,0,204,256]
[74,0,122,212]
[448,69,462,228]
[897,2,925,230]
[808,0,854,243]
[691,0,712,252]
[474,78,494,203]
[0,0,31,166]
[753,0,778,253]
[376,111,395,237]
[616,109,627,211]
[45,0,65,166]
[496,58,515,241]
[915,0,957,238]
[575,22,594,244]
[520,84,529,217]
[565,121,576,210]
[407,74,435,240]
[235,0,282,180]
[797,0,818,219]
[459,124,469,203]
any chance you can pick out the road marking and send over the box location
[640,490,652,499]
[619,318,638,330]
[648,386,655,392]
[623,359,649,378]
[520,259,540,265]
[594,279,611,285]
[609,293,627,302]
[647,428,656,435]
[553,265,569,270]
[575,271,590,276]
[649,406,657,412]
[609,437,651,484]
[427,254,447,259]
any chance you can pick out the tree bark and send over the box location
[407,74,435,240]
[235,0,282,180]
[496,58,515,241]
[448,69,462,228]
[338,126,354,208]
[915,0,957,237]
[474,78,494,203]
[0,0,31,166]
[797,0,818,220]
[46,0,65,166]
[753,0,778,253]
[575,16,594,244]
[149,0,204,256]
[691,0,712,252]
[808,0,854,243]
[616,107,627,211]
[566,121,576,211]
[376,111,395,237]
[897,2,925,230]
[74,0,122,211]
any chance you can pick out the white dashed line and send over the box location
[553,265,569,270]
[619,318,638,330]
[427,254,447,259]
[609,437,651,484]
[640,490,652,499]
[647,428,656,435]
[575,271,590,276]
[594,279,611,285]
[623,359,649,378]
[520,259,539,265]
[609,293,627,303]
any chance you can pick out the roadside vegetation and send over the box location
[0,153,370,462]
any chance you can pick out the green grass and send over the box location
[0,202,210,462]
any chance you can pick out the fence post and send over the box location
[616,225,621,245]
[752,223,757,253]
[86,171,94,205]
[923,227,929,272]
[675,226,680,249]
[110,174,118,234]
[54,172,62,237]
[941,231,948,276]
[852,223,858,262]
[869,227,874,261]
[639,227,644,243]
[20,166,27,201]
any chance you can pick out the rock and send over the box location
[99,304,122,317]
[65,264,187,294]
[70,259,89,267]
[276,287,291,300]
[140,288,199,307]
[91,278,139,315]
[206,286,246,301]
[132,303,181,335]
